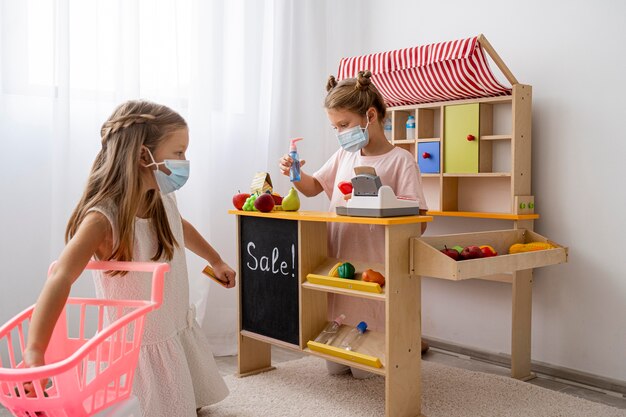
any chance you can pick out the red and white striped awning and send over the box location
[337,36,512,107]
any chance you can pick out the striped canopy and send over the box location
[337,36,512,106]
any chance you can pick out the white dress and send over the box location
[89,193,229,417]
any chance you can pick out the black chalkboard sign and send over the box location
[240,216,299,345]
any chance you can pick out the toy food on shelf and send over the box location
[362,269,385,286]
[282,187,301,211]
[337,262,355,279]
[440,244,499,261]
[328,262,343,277]
[508,242,555,254]
[460,245,484,260]
[440,245,460,260]
[271,193,283,205]
[479,245,498,257]
[254,193,275,212]
[242,193,259,211]
[232,192,251,210]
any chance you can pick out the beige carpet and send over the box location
[201,356,626,417]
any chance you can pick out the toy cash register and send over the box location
[335,166,420,218]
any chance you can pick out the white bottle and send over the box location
[313,314,346,345]
[338,321,368,351]
[406,115,416,140]
[383,117,392,141]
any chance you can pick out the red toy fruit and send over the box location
[460,245,484,260]
[479,245,498,257]
[232,192,251,210]
[440,245,460,261]
[254,193,275,212]
[337,181,353,195]
[271,193,283,205]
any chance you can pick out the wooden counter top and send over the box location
[228,210,432,225]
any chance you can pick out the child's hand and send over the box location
[212,261,237,288]
[278,154,306,176]
[22,348,48,397]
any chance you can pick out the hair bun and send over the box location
[326,75,338,92]
[355,70,372,91]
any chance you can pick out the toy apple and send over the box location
[460,245,484,260]
[271,193,283,205]
[440,245,460,260]
[254,193,275,212]
[479,245,498,257]
[232,192,251,210]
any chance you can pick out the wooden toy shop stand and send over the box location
[231,35,568,417]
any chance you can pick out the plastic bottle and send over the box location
[338,321,368,351]
[383,117,392,141]
[289,137,303,182]
[406,115,416,140]
[313,314,346,345]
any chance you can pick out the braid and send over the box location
[101,113,156,142]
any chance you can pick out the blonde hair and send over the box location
[66,100,187,267]
[324,70,386,122]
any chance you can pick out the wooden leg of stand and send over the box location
[511,269,534,380]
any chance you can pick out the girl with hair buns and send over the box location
[24,100,233,416]
[279,70,429,378]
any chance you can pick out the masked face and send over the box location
[336,116,370,153]
[143,148,190,194]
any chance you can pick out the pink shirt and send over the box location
[313,146,428,331]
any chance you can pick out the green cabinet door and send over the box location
[444,103,479,173]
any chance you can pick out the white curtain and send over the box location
[0,0,366,356]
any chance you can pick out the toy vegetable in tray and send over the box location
[362,269,385,287]
[337,262,355,279]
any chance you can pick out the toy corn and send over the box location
[509,242,555,254]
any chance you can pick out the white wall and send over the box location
[345,0,625,381]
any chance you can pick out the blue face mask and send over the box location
[336,117,370,153]
[144,148,190,194]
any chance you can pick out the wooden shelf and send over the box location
[421,173,441,178]
[427,210,539,220]
[442,172,511,177]
[305,325,387,374]
[303,258,386,300]
[417,138,440,142]
[481,134,511,141]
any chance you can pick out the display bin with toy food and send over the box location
[0,261,170,417]
[411,229,567,282]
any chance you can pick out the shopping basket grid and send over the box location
[0,261,169,417]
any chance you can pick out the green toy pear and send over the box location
[282,187,300,211]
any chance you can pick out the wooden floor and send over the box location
[1,346,624,416]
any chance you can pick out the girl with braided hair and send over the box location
[279,70,429,378]
[24,100,232,416]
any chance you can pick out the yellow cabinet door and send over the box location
[444,103,479,173]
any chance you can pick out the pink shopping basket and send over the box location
[0,261,170,417]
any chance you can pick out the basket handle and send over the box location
[54,261,170,308]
